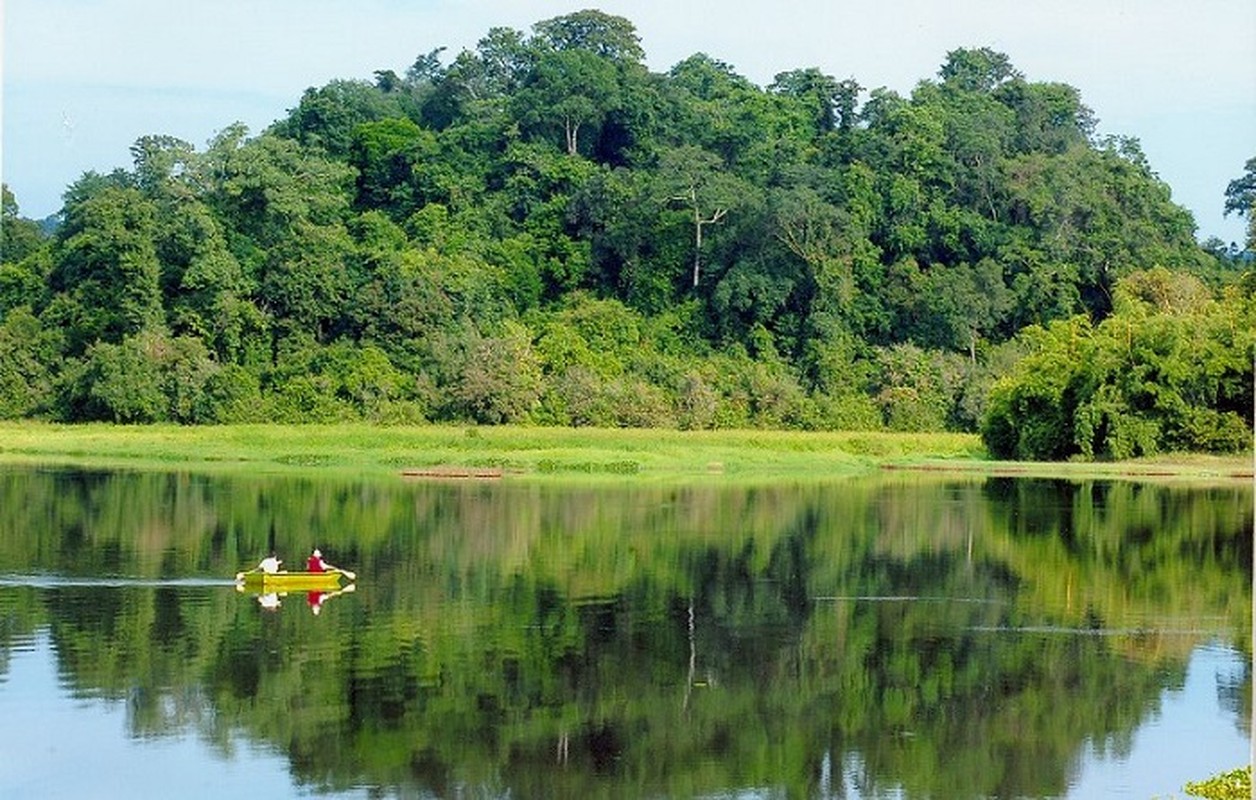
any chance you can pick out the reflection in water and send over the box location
[0,576,236,588]
[235,576,358,614]
[1067,643,1251,797]
[0,466,1249,798]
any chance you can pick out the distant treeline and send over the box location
[1,10,1253,459]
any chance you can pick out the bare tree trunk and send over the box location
[672,185,726,289]
[691,206,727,288]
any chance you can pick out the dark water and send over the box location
[0,466,1249,798]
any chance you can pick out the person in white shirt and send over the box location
[259,554,282,574]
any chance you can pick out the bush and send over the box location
[1185,766,1251,800]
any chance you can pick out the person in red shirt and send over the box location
[305,548,356,583]
[307,549,326,572]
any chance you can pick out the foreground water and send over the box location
[0,466,1249,798]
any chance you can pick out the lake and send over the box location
[0,465,1249,798]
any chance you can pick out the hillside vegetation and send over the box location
[1,10,1253,460]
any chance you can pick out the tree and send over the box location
[0,306,58,418]
[1223,156,1256,251]
[1,184,48,265]
[1,12,1237,435]
[769,68,839,133]
[656,146,740,288]
[260,220,355,344]
[981,317,1089,460]
[50,183,164,351]
[982,278,1254,460]
[919,259,1013,361]
[349,117,437,214]
[270,80,407,157]
[514,49,619,156]
[936,89,1013,222]
[770,185,854,309]
[871,343,957,431]
[996,80,1094,155]
[938,47,1021,93]
[451,322,543,424]
[130,135,197,199]
[204,125,355,246]
[768,68,860,136]
[373,69,402,93]
[531,10,644,64]
[999,140,1206,320]
[70,336,165,422]
[1,186,51,320]
[449,26,533,107]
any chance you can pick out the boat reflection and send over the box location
[236,577,357,614]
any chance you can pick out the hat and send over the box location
[313,549,322,557]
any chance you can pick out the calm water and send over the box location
[0,466,1249,799]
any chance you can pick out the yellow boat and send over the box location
[235,570,345,592]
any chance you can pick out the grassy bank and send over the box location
[0,422,978,481]
[0,422,1249,484]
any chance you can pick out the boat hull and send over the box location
[237,571,344,592]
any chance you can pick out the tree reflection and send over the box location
[0,467,1249,797]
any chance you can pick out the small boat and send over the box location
[235,570,346,592]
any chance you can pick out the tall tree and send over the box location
[514,49,619,156]
[531,10,644,64]
[938,47,1021,93]
[656,146,740,288]
[1223,156,1256,251]
[130,135,197,199]
[1,184,47,266]
[769,68,842,133]
[50,183,164,351]
[270,80,407,157]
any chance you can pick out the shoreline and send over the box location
[0,421,1250,485]
[879,458,1254,483]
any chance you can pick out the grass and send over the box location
[0,421,977,481]
[0,421,1249,484]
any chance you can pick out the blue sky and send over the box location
[4,0,1254,244]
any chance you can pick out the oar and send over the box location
[328,565,357,581]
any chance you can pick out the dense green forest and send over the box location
[1,10,1253,459]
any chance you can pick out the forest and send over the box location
[1,10,1253,460]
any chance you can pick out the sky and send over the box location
[3,0,1255,245]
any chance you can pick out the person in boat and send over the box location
[307,548,350,574]
[259,553,282,574]
[307,548,327,573]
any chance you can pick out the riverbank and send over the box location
[0,422,1250,484]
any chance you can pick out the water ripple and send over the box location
[0,574,237,589]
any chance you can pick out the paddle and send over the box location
[328,565,357,581]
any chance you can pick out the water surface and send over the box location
[0,467,1249,798]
